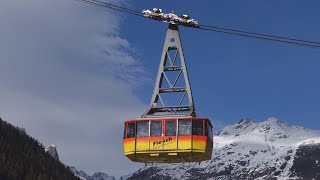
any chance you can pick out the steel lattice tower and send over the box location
[142,24,195,118]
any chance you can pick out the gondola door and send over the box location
[135,121,149,152]
[149,120,163,151]
[178,119,192,150]
[163,120,177,151]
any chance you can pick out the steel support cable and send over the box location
[201,24,320,46]
[198,27,320,48]
[73,0,320,49]
[75,0,144,17]
[82,0,141,14]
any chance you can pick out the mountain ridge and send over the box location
[69,166,116,180]
[125,117,320,180]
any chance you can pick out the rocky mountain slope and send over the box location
[126,118,320,180]
[45,145,60,161]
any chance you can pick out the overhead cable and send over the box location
[73,0,320,48]
[75,0,144,17]
[198,27,320,48]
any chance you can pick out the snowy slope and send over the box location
[126,117,320,180]
[69,166,116,180]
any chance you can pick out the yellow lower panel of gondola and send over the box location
[124,138,135,153]
[192,136,207,150]
[124,136,212,163]
[136,137,149,151]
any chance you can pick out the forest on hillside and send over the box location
[0,117,79,180]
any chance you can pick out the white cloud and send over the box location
[0,0,144,177]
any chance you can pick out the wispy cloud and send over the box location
[0,0,144,177]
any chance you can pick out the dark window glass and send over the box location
[165,121,176,136]
[192,120,203,136]
[205,121,208,136]
[151,121,162,136]
[123,124,126,139]
[206,121,213,140]
[127,123,135,138]
[178,120,191,135]
[137,121,149,137]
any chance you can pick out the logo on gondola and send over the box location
[152,137,173,147]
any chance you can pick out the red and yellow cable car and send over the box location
[123,117,213,163]
[123,23,213,163]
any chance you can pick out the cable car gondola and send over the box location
[124,117,213,163]
[123,12,213,163]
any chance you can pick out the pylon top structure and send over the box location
[142,19,196,117]
[142,8,200,28]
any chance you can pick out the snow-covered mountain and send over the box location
[69,166,116,180]
[125,117,320,180]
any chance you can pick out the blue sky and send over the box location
[0,0,320,178]
[122,1,320,130]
